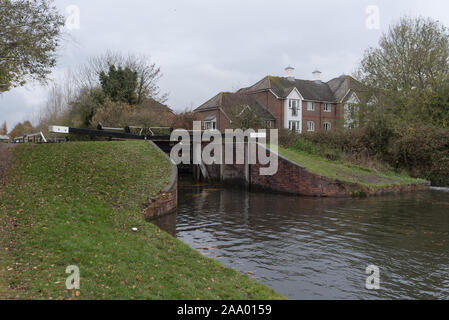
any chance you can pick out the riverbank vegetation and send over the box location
[350,17,449,186]
[275,143,425,189]
[0,141,283,299]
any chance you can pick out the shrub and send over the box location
[278,129,300,148]
[90,99,171,129]
[298,122,449,186]
[389,125,449,183]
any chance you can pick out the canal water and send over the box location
[154,181,449,300]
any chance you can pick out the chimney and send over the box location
[285,66,295,81]
[312,70,322,83]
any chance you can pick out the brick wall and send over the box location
[196,109,231,132]
[143,141,178,220]
[302,101,340,132]
[143,179,178,220]
[216,143,429,197]
[248,150,354,197]
[250,91,284,128]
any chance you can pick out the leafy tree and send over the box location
[66,87,105,128]
[99,65,138,105]
[0,0,65,92]
[8,120,33,138]
[357,16,449,127]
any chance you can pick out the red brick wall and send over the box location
[302,101,340,132]
[248,151,354,197]
[196,109,231,132]
[143,141,178,220]
[250,91,284,128]
[143,179,178,220]
[217,144,430,197]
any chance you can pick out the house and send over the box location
[194,66,368,132]
[194,92,276,130]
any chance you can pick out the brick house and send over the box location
[194,91,276,131]
[194,66,367,132]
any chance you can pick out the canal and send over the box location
[154,180,449,300]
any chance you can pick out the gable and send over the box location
[286,87,303,100]
[346,92,360,104]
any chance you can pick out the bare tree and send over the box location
[37,70,78,129]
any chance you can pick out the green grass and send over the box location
[272,145,426,188]
[0,141,283,300]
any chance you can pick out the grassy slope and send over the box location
[0,141,283,300]
[274,146,425,188]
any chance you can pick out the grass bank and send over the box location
[0,141,283,300]
[274,146,426,189]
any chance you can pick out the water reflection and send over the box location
[154,181,449,300]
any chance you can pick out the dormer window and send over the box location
[203,115,217,130]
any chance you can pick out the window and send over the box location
[307,101,315,111]
[203,121,216,130]
[324,103,332,112]
[265,121,273,128]
[289,99,299,117]
[289,121,300,132]
[324,122,331,131]
[307,121,315,132]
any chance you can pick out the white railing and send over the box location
[13,132,47,144]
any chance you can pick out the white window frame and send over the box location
[324,103,332,112]
[203,121,216,130]
[289,99,299,117]
[324,122,331,131]
[307,121,315,132]
[289,120,300,132]
[307,101,315,111]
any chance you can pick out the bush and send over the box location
[298,122,449,186]
[90,99,170,129]
[278,129,300,148]
[389,125,449,183]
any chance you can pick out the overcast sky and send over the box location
[2,0,449,130]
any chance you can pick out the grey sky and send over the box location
[1,0,449,130]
